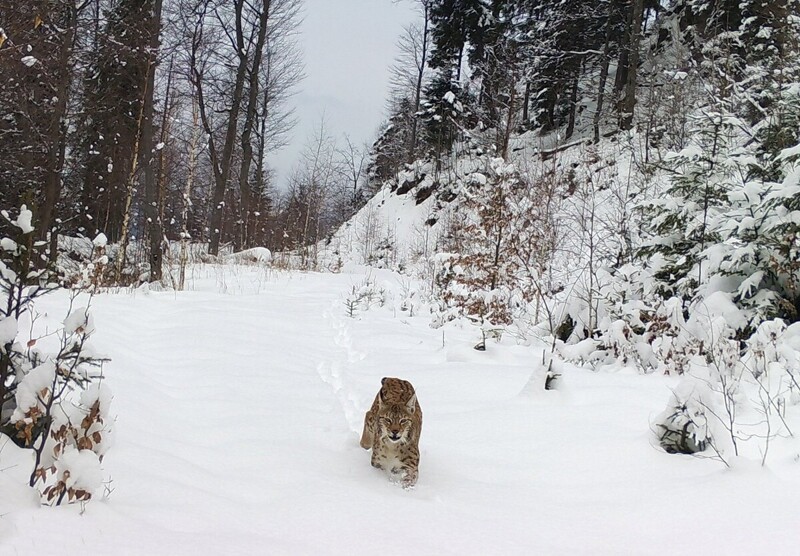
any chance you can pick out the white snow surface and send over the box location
[223,247,272,264]
[0,315,17,346]
[63,306,94,335]
[55,448,103,492]
[2,264,800,554]
[10,205,34,234]
[93,232,109,248]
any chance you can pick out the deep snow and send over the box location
[2,264,800,555]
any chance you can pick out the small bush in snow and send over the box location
[0,206,54,425]
[0,207,112,505]
[344,276,387,318]
[57,234,120,288]
[655,381,712,455]
[397,277,423,317]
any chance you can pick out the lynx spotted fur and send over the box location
[360,377,422,487]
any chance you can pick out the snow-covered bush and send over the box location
[655,379,712,455]
[743,320,800,401]
[433,158,554,347]
[397,277,424,318]
[343,275,388,318]
[653,295,799,465]
[77,233,111,289]
[0,207,112,505]
[653,316,740,461]
[707,136,800,329]
[0,205,53,425]
[223,247,272,265]
[638,106,743,303]
[637,7,800,335]
[34,381,113,505]
[57,233,141,289]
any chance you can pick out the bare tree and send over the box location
[389,1,431,163]
[186,0,301,254]
[281,117,342,266]
[178,88,202,290]
[190,0,255,256]
[337,134,368,210]
[234,0,272,250]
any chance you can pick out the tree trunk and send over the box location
[254,63,272,247]
[237,0,272,250]
[39,3,78,263]
[157,59,175,228]
[114,71,150,283]
[565,74,579,140]
[620,0,645,130]
[204,0,250,256]
[455,42,464,81]
[593,13,613,143]
[141,0,165,282]
[500,84,516,159]
[180,92,201,291]
[522,81,531,127]
[613,0,634,102]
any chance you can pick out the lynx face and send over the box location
[377,403,416,444]
[360,377,422,488]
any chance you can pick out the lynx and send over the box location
[360,377,422,487]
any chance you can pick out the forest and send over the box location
[1,0,800,549]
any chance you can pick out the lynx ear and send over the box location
[406,394,417,413]
[381,377,389,385]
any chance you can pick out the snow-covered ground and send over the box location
[2,264,800,555]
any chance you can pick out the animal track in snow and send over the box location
[317,301,366,434]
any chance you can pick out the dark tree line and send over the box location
[2,0,797,282]
[0,0,304,281]
[368,0,799,185]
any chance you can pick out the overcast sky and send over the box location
[268,0,418,188]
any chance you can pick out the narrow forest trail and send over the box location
[3,265,800,555]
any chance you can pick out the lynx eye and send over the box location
[379,417,392,426]
[400,419,411,426]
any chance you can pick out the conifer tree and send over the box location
[420,71,475,170]
[428,0,483,80]
[640,0,800,328]
[638,106,744,302]
[704,0,800,326]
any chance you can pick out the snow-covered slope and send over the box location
[323,162,450,270]
[2,264,799,554]
[322,129,659,347]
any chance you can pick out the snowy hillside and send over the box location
[3,264,800,554]
[321,129,649,337]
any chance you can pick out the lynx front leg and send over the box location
[360,410,375,449]
[400,466,418,489]
[397,447,419,488]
